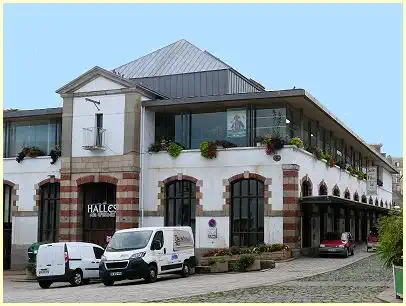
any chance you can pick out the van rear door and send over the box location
[36,243,65,277]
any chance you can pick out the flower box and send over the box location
[260,260,276,270]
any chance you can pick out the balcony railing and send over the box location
[82,127,106,150]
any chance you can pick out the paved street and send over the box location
[3,247,389,303]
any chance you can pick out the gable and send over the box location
[74,76,126,93]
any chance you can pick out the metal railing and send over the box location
[82,127,106,150]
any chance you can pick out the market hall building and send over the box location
[3,39,397,269]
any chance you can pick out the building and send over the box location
[391,157,403,208]
[3,39,398,269]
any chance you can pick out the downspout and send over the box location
[139,103,145,228]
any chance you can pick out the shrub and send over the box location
[200,141,217,159]
[377,209,403,267]
[311,147,323,160]
[336,160,346,169]
[233,254,256,272]
[288,137,304,148]
[149,142,163,153]
[168,143,183,158]
[263,135,272,145]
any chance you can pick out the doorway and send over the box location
[3,184,12,270]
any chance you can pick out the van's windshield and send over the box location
[106,230,153,252]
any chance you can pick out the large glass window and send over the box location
[255,108,286,140]
[166,180,196,233]
[303,116,310,148]
[286,106,300,140]
[319,127,325,151]
[310,120,317,148]
[191,111,227,148]
[6,120,61,157]
[231,179,264,247]
[325,130,331,153]
[3,184,12,224]
[38,183,60,242]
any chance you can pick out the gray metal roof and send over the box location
[3,107,62,119]
[113,39,230,79]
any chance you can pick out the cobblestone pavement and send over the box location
[3,245,383,303]
[153,255,392,303]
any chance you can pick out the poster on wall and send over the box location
[367,167,377,195]
[227,109,247,138]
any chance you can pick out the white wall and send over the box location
[265,217,283,244]
[12,216,38,245]
[74,76,125,93]
[4,157,61,211]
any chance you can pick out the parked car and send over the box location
[99,226,196,286]
[319,232,355,258]
[36,242,105,289]
[367,227,379,252]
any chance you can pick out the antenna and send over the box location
[85,98,101,111]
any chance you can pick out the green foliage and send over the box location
[26,262,36,274]
[215,140,238,149]
[377,209,403,268]
[168,143,183,159]
[202,243,290,257]
[288,137,304,148]
[263,135,273,145]
[311,147,323,160]
[336,160,346,170]
[149,142,163,153]
[200,141,217,159]
[233,254,256,272]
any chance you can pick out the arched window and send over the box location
[380,199,384,207]
[361,194,367,203]
[302,181,311,197]
[333,185,340,197]
[319,182,328,196]
[344,189,350,199]
[231,179,264,247]
[353,192,359,202]
[375,198,379,206]
[369,196,373,205]
[38,182,60,242]
[166,180,196,233]
[385,200,388,208]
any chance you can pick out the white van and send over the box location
[99,226,195,286]
[36,242,104,289]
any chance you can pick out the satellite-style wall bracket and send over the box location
[85,98,101,111]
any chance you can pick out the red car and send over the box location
[319,232,355,258]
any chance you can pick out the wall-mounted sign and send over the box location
[208,218,216,227]
[87,202,116,218]
[273,154,281,162]
[367,167,377,195]
[227,109,247,138]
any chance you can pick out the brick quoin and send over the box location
[60,186,79,192]
[116,198,139,205]
[61,174,71,180]
[60,210,81,217]
[283,171,298,177]
[99,175,119,185]
[76,175,95,186]
[60,198,79,204]
[123,172,139,180]
[117,185,139,192]
[283,184,297,190]
[117,210,138,217]
[282,165,300,248]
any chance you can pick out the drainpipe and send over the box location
[139,104,145,228]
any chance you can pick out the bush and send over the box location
[311,147,323,160]
[336,160,346,169]
[288,137,304,148]
[233,254,256,272]
[168,143,183,158]
[200,141,217,159]
[149,142,163,153]
[377,209,403,267]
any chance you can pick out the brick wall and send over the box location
[282,164,300,248]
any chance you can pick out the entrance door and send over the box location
[319,206,326,243]
[82,183,116,247]
[302,205,312,248]
[3,184,12,270]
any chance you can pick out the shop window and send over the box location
[361,195,367,203]
[165,180,196,233]
[353,192,359,202]
[319,182,328,196]
[369,196,373,205]
[333,185,340,197]
[231,179,264,247]
[344,189,350,200]
[38,182,60,242]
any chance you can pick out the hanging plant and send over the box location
[168,143,183,159]
[49,145,61,165]
[264,135,285,156]
[200,141,217,159]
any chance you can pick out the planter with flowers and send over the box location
[263,135,285,156]
[200,141,217,159]
[16,146,45,163]
[288,137,304,149]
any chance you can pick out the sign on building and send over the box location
[227,109,247,138]
[87,202,116,218]
[367,167,377,195]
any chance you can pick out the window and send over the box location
[3,184,12,224]
[303,116,310,148]
[361,195,367,203]
[319,183,328,196]
[151,231,164,250]
[325,130,331,153]
[310,120,317,148]
[333,186,340,197]
[344,190,350,199]
[369,197,373,205]
[319,127,325,152]
[191,111,230,148]
[93,247,104,259]
[165,180,196,233]
[38,183,60,242]
[353,192,359,202]
[302,181,311,197]
[231,179,264,247]
[6,120,61,157]
[95,114,103,147]
[255,107,287,140]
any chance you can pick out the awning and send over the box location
[298,195,389,212]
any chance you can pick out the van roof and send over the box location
[115,226,192,234]
[40,242,103,248]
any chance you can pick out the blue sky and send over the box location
[4,4,402,156]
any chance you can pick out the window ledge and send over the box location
[3,156,51,161]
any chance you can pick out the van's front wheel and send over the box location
[144,265,157,283]
[38,281,52,289]
[181,262,190,277]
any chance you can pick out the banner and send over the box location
[366,167,377,195]
[227,109,247,138]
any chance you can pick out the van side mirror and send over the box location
[151,240,162,250]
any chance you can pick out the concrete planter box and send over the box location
[200,255,231,266]
[208,261,229,273]
[260,260,276,270]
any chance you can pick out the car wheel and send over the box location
[38,281,52,289]
[82,279,90,285]
[144,265,158,283]
[344,248,349,258]
[351,248,355,256]
[102,280,114,286]
[70,270,83,286]
[181,261,190,277]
